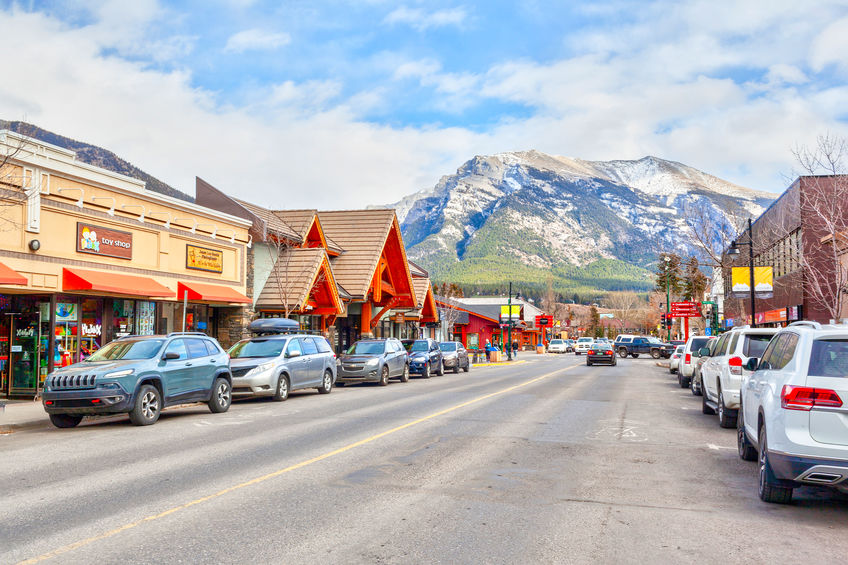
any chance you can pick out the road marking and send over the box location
[19,362,580,564]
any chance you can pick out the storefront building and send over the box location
[0,131,251,397]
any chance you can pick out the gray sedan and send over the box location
[337,338,409,386]
[439,341,470,373]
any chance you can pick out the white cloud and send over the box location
[224,28,291,53]
[810,16,848,73]
[383,6,467,31]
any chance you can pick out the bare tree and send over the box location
[681,199,749,269]
[0,123,38,230]
[605,291,640,328]
[793,134,848,321]
[436,282,464,341]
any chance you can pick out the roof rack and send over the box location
[788,321,821,329]
[248,318,300,335]
[166,331,209,337]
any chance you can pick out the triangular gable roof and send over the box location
[318,210,414,303]
[413,277,439,322]
[273,209,343,255]
[255,248,343,314]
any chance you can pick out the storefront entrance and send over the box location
[1,295,52,398]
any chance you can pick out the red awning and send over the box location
[0,262,27,285]
[63,268,175,298]
[177,281,251,304]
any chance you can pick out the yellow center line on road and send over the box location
[19,362,581,564]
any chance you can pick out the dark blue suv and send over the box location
[42,333,232,428]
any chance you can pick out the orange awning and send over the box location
[63,268,175,298]
[0,262,27,285]
[177,281,251,304]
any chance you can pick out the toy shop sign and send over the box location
[76,222,133,260]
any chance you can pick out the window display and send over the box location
[55,301,78,367]
[137,301,156,335]
[113,300,135,338]
[80,299,102,360]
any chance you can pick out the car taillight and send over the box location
[685,354,691,364]
[781,385,843,411]
[728,356,743,376]
[606,350,613,355]
[588,350,594,355]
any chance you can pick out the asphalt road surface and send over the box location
[3,355,848,564]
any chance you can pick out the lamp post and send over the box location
[507,283,520,361]
[728,217,756,327]
[664,256,671,342]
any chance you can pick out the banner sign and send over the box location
[731,266,773,298]
[535,315,553,326]
[77,222,132,260]
[670,301,700,317]
[500,304,521,321]
[186,245,224,273]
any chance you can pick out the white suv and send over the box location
[698,326,777,428]
[548,339,568,354]
[738,321,848,503]
[574,337,594,355]
[677,336,714,388]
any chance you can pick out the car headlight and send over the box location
[365,358,380,367]
[104,369,134,378]
[247,362,275,375]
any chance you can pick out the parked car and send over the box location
[615,335,675,359]
[669,345,685,374]
[574,337,595,355]
[738,321,848,503]
[678,336,714,388]
[439,341,470,373]
[42,332,232,428]
[548,339,569,354]
[229,326,337,398]
[698,326,778,427]
[565,339,575,352]
[337,338,409,385]
[587,342,617,366]
[689,337,718,396]
[408,338,444,378]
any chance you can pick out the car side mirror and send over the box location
[286,350,301,358]
[698,347,711,357]
[163,351,180,360]
[745,357,759,371]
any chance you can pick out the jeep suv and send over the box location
[42,333,232,428]
[615,335,675,359]
[738,321,848,503]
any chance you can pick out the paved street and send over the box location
[3,355,848,564]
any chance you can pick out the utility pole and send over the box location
[507,282,513,361]
[665,255,671,342]
[748,218,756,327]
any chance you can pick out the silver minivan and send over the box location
[228,332,337,401]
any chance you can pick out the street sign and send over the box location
[705,327,712,336]
[670,301,700,317]
[500,304,521,321]
[535,315,553,327]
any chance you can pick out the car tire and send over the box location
[49,413,83,428]
[651,349,661,359]
[129,384,161,426]
[453,362,460,374]
[678,373,690,388]
[691,373,702,396]
[618,348,628,358]
[273,374,290,401]
[717,386,737,428]
[630,353,639,358]
[208,377,232,414]
[318,370,333,394]
[436,360,444,376]
[702,388,716,415]
[463,359,470,373]
[379,365,389,386]
[400,364,410,382]
[737,405,758,461]
[422,363,431,379]
[758,426,793,504]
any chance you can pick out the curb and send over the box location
[471,360,527,369]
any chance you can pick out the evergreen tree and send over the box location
[682,257,709,301]
[654,252,683,301]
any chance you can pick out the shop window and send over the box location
[137,301,156,335]
[55,301,79,367]
[80,299,103,360]
[467,333,479,350]
[113,300,136,338]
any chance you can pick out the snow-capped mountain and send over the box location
[389,150,775,292]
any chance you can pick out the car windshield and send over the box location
[578,338,593,343]
[675,346,685,353]
[744,334,773,358]
[347,341,385,355]
[84,339,164,361]
[410,341,429,352]
[439,343,457,352]
[229,339,286,359]
[808,339,848,377]
[550,340,563,345]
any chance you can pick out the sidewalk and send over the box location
[472,359,527,369]
[0,400,49,434]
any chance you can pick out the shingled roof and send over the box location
[233,198,300,241]
[255,248,333,311]
[273,209,343,254]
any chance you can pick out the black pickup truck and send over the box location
[613,335,675,359]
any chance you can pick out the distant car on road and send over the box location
[586,342,617,366]
[669,345,685,374]
[439,341,470,373]
[615,335,674,359]
[338,338,409,386]
[574,337,594,355]
[43,333,232,428]
[678,336,714,388]
[738,321,848,504]
[548,339,568,354]
[408,338,444,378]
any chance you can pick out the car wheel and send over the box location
[422,363,431,379]
[587,360,592,366]
[691,373,702,396]
[318,370,333,394]
[758,426,793,504]
[400,363,410,382]
[129,384,161,426]
[463,359,470,373]
[679,373,690,388]
[273,374,290,401]
[618,348,628,358]
[208,377,232,414]
[717,386,737,428]
[436,360,444,376]
[630,353,639,358]
[737,404,758,461]
[701,388,716,415]
[379,365,389,386]
[49,413,83,428]
[651,349,661,359]
[453,362,460,374]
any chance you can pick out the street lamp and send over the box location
[728,217,756,327]
[664,255,671,341]
[507,283,521,361]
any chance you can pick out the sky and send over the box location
[1,0,847,209]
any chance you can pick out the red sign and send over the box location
[670,301,700,318]
[535,315,553,327]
